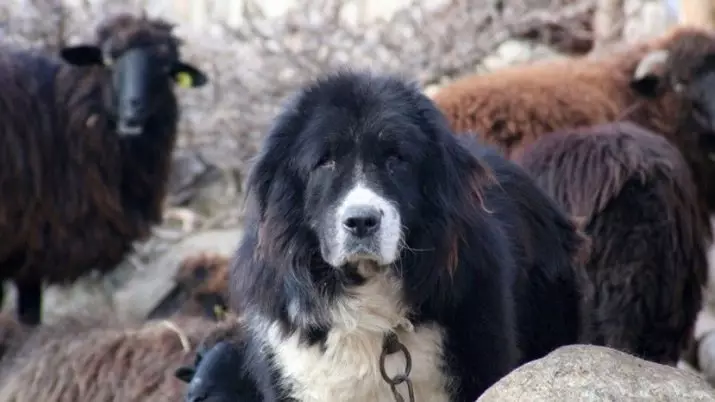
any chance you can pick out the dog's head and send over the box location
[242,71,491,289]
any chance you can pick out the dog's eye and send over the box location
[385,152,405,172]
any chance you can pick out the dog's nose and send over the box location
[342,205,382,238]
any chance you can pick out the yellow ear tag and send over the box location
[176,71,193,88]
[213,304,227,321]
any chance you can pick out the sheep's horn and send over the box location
[633,49,670,80]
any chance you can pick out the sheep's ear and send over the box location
[630,50,670,98]
[630,75,661,98]
[195,293,227,320]
[60,45,104,66]
[213,304,228,321]
[173,365,195,383]
[171,62,208,88]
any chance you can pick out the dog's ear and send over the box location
[245,95,309,216]
[415,93,493,208]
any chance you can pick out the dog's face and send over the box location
[304,130,426,269]
[250,72,467,277]
[301,92,434,270]
[239,71,492,317]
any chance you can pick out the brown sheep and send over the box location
[146,252,230,321]
[0,314,238,402]
[0,12,208,326]
[512,121,708,365]
[432,26,715,220]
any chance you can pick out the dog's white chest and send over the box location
[266,323,450,402]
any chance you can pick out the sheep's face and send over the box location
[59,38,208,136]
[631,49,715,133]
[684,66,715,132]
[174,341,252,402]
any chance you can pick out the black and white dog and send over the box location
[183,70,588,402]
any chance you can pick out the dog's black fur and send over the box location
[216,70,587,401]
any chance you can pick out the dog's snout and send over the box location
[342,205,382,238]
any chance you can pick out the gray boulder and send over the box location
[478,344,715,402]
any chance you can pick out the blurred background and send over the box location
[0,0,702,325]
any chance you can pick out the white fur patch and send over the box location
[253,268,451,402]
[332,182,402,267]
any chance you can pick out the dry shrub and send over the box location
[0,0,598,180]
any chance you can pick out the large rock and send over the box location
[684,306,715,388]
[478,345,715,402]
[697,332,715,386]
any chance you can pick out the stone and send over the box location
[698,332,715,387]
[478,344,715,402]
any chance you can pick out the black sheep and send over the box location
[513,121,708,364]
[0,12,208,325]
[175,340,264,402]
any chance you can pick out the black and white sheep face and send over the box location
[684,65,715,131]
[631,50,715,133]
[59,42,208,136]
[174,341,253,402]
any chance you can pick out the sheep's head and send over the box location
[146,253,230,320]
[630,28,715,134]
[58,13,208,136]
[175,341,257,402]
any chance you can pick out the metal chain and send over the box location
[379,331,415,402]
